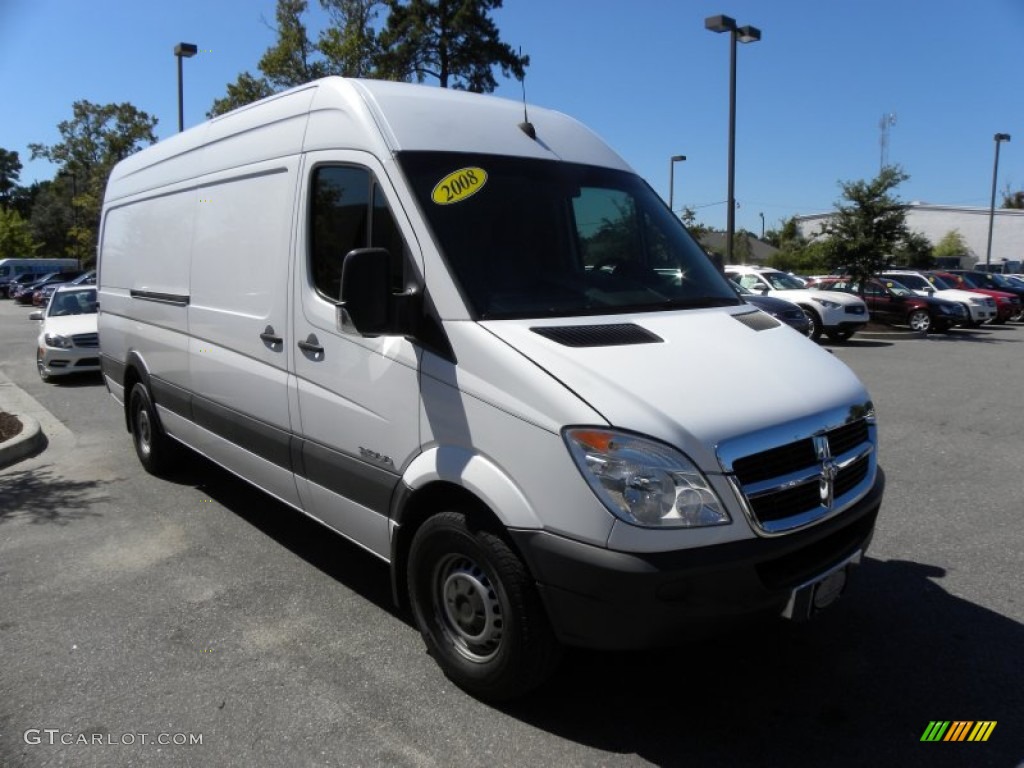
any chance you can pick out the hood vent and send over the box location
[733,310,781,331]
[530,323,663,347]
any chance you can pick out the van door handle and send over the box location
[297,335,324,358]
[260,326,283,346]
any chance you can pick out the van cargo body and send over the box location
[98,77,884,700]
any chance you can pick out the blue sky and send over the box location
[2,0,1022,235]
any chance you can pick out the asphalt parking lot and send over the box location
[1,298,1022,768]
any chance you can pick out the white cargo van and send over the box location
[98,78,884,700]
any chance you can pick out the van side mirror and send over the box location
[29,310,43,321]
[339,248,393,336]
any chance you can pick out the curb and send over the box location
[0,414,47,470]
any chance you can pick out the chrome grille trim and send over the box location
[718,408,877,536]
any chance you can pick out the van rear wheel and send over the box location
[129,382,180,476]
[407,510,561,702]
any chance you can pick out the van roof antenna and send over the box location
[517,47,536,140]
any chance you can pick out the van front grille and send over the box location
[725,417,875,534]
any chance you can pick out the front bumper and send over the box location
[512,468,884,650]
[39,347,102,377]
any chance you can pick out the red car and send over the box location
[931,271,1019,324]
[808,276,967,332]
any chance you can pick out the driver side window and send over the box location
[310,165,408,301]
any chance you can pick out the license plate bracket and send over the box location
[782,550,862,622]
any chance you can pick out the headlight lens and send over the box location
[44,333,73,349]
[812,297,841,309]
[564,428,730,528]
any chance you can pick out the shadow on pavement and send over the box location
[500,558,1023,768]
[47,372,106,387]
[168,454,405,625]
[0,465,107,525]
[136,455,1024,767]
[823,339,895,349]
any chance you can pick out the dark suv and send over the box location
[809,276,967,332]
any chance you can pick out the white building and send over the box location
[795,203,1024,270]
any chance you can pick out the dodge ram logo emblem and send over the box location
[813,435,837,509]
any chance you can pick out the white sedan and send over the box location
[30,285,100,382]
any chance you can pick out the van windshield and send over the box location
[398,152,739,320]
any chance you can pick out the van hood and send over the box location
[480,307,870,471]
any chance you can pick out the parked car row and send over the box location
[5,270,93,305]
[725,265,1023,342]
[726,265,869,342]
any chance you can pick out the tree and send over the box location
[260,0,330,89]
[1001,184,1024,209]
[29,101,157,265]
[680,206,710,243]
[0,148,22,211]
[209,71,276,117]
[29,180,74,258]
[818,165,910,287]
[378,0,528,91]
[895,230,934,269]
[933,229,970,261]
[0,208,37,259]
[319,0,385,77]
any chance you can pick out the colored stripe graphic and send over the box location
[945,721,972,741]
[921,721,997,742]
[968,722,997,742]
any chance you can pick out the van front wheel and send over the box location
[407,511,561,701]
[129,382,180,476]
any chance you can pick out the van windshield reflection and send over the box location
[398,152,739,320]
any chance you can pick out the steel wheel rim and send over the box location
[433,553,503,663]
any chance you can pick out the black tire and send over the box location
[799,306,823,341]
[907,309,932,333]
[826,328,855,343]
[407,510,562,701]
[960,304,980,328]
[128,382,180,475]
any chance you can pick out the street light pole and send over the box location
[985,132,1011,270]
[174,42,198,133]
[705,15,760,264]
[759,211,765,239]
[668,155,686,215]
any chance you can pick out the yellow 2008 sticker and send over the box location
[431,167,487,205]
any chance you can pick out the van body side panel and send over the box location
[416,335,615,546]
[98,188,196,431]
[187,157,302,508]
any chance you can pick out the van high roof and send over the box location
[106,77,631,202]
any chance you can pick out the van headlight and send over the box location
[564,428,730,528]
